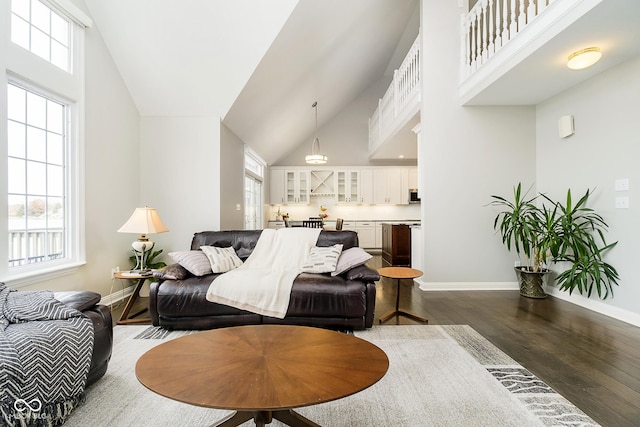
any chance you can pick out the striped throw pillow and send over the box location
[201,246,243,273]
[301,244,343,274]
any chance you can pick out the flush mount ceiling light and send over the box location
[305,101,328,165]
[567,47,602,70]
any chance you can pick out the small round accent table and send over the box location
[377,266,428,324]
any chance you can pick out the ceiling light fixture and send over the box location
[567,47,602,70]
[305,101,327,165]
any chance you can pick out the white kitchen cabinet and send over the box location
[375,222,383,248]
[335,170,360,204]
[269,168,286,204]
[408,167,418,190]
[359,169,374,204]
[285,170,310,204]
[373,169,408,205]
[355,221,376,248]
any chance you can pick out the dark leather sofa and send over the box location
[149,230,379,330]
[54,291,113,386]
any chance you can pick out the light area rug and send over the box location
[64,325,599,427]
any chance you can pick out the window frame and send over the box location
[1,0,90,288]
[244,147,266,230]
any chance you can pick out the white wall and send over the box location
[536,56,640,318]
[140,117,221,253]
[274,78,416,167]
[220,123,245,230]
[420,0,536,284]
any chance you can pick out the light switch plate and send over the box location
[615,178,629,191]
[615,196,629,209]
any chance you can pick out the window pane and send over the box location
[47,165,63,197]
[11,14,30,50]
[27,160,46,195]
[47,132,63,165]
[7,85,26,122]
[26,126,46,162]
[8,158,26,194]
[51,40,68,70]
[27,196,46,222]
[31,0,51,34]
[50,12,68,45]
[31,27,50,62]
[8,121,26,158]
[8,195,27,231]
[47,100,63,133]
[11,0,30,20]
[26,91,47,128]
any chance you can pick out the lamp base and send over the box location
[131,239,155,273]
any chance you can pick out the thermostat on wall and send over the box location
[558,115,575,138]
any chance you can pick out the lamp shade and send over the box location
[118,207,169,235]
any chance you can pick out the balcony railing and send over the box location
[462,0,554,77]
[9,230,64,267]
[368,33,421,154]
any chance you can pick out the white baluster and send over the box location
[502,0,510,44]
[539,0,548,13]
[527,0,537,23]
[470,17,477,70]
[495,0,502,50]
[476,12,482,66]
[482,0,488,62]
[465,20,471,70]
[509,0,517,37]
[488,0,495,55]
[393,69,399,117]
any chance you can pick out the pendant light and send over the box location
[305,101,328,165]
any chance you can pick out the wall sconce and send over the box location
[567,47,601,70]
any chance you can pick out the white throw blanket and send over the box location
[205,227,321,318]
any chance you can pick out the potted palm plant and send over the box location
[490,183,619,299]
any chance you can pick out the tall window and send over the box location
[11,0,71,72]
[7,83,67,267]
[3,0,90,285]
[244,148,265,230]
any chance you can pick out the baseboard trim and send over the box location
[545,286,640,327]
[414,279,640,327]
[100,284,134,307]
[416,279,519,291]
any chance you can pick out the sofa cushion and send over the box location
[301,244,343,273]
[168,250,212,276]
[155,276,258,318]
[331,247,373,276]
[201,246,243,273]
[286,274,367,318]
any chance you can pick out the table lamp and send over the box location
[118,207,168,273]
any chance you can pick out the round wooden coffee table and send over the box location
[378,266,428,324]
[136,325,389,427]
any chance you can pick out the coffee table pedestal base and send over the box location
[212,409,320,427]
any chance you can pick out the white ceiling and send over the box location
[84,0,419,164]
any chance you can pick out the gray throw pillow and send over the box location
[168,250,212,276]
[301,244,343,274]
[331,247,373,276]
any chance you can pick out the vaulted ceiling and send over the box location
[84,0,419,164]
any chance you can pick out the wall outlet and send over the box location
[514,260,521,267]
[111,266,120,278]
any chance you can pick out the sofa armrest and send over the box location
[54,291,101,312]
[345,265,380,282]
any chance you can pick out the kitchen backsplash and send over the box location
[269,195,421,222]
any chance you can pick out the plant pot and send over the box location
[514,266,548,299]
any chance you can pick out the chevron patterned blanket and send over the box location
[0,283,94,427]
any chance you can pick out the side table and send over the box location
[114,271,153,325]
[377,266,428,324]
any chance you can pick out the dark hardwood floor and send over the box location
[111,255,640,426]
